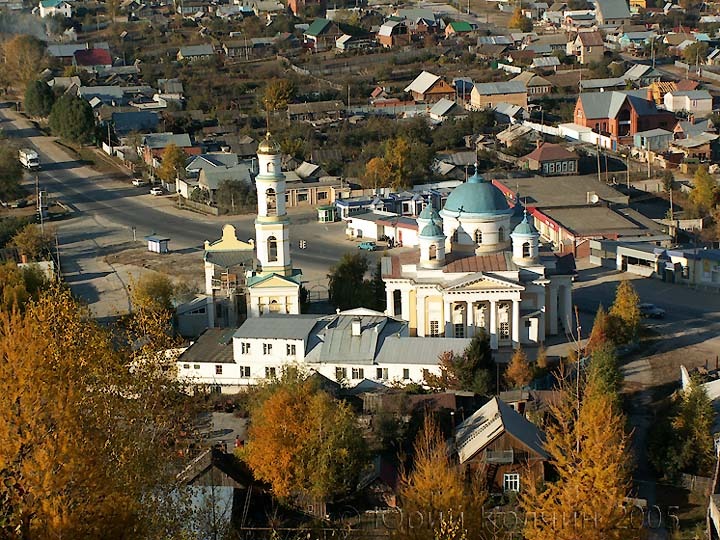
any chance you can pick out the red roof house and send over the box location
[73,48,112,68]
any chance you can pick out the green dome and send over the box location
[512,212,538,236]
[443,173,511,216]
[418,205,440,220]
[420,220,444,238]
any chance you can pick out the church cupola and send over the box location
[511,210,540,266]
[418,218,446,269]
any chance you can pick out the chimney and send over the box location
[351,317,362,337]
[690,114,695,125]
[647,87,653,102]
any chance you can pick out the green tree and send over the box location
[690,165,718,215]
[0,145,23,201]
[682,41,709,65]
[9,223,55,261]
[215,179,257,213]
[328,252,376,310]
[262,78,296,129]
[608,280,641,344]
[48,94,96,144]
[0,261,48,312]
[509,7,533,32]
[243,377,366,502]
[156,143,187,183]
[589,342,622,404]
[24,80,55,117]
[426,331,495,394]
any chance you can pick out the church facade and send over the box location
[382,169,574,350]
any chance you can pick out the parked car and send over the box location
[132,177,147,186]
[639,303,665,319]
[358,241,377,251]
[149,187,164,196]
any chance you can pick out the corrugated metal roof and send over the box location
[177,328,236,364]
[473,81,526,96]
[404,71,441,94]
[233,315,320,340]
[375,336,471,365]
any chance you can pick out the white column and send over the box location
[548,286,558,335]
[562,285,572,334]
[444,300,452,337]
[386,287,395,317]
[417,294,426,337]
[466,301,474,338]
[400,289,411,323]
[489,300,498,349]
[512,299,520,349]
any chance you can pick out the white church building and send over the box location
[382,168,575,350]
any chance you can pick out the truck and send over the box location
[19,148,40,171]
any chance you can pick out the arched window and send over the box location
[474,230,483,245]
[267,236,278,262]
[266,188,277,216]
[523,242,531,258]
[429,244,437,260]
[498,227,505,243]
[452,229,459,243]
[267,161,275,173]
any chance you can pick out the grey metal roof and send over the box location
[177,328,236,364]
[233,315,320,340]
[473,81,526,95]
[634,128,672,138]
[375,336,471,365]
[577,91,627,118]
[595,0,631,20]
[204,250,255,268]
[671,90,712,100]
[429,98,459,117]
[579,77,625,90]
[317,315,402,365]
[143,132,192,148]
[179,44,215,57]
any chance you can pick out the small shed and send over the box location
[145,234,170,254]
[317,204,336,223]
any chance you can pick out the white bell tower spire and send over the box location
[254,132,292,276]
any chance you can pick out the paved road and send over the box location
[0,103,381,316]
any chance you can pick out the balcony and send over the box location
[483,449,514,464]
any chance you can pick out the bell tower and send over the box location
[254,132,292,276]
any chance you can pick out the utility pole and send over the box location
[596,139,602,183]
[626,152,630,189]
[574,305,581,454]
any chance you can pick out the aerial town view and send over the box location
[2,0,720,536]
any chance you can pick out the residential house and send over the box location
[111,111,160,135]
[378,19,411,48]
[669,133,720,161]
[186,152,240,175]
[287,0,323,16]
[664,90,713,117]
[335,34,372,51]
[522,2,548,20]
[176,0,210,15]
[78,85,155,107]
[39,0,71,17]
[594,0,631,26]
[251,0,284,17]
[286,101,345,124]
[444,21,474,39]
[177,44,215,61]
[674,117,714,140]
[48,42,111,64]
[618,30,656,51]
[623,63,663,86]
[177,309,473,392]
[493,102,528,125]
[454,397,548,494]
[496,123,536,147]
[404,71,456,103]
[429,98,466,122]
[531,56,561,70]
[303,18,343,51]
[648,81,679,104]
[198,164,253,203]
[510,71,553,97]
[223,38,275,59]
[525,33,568,54]
[522,142,579,175]
[73,48,113,71]
[632,128,674,152]
[141,132,199,168]
[543,1,567,25]
[568,30,605,64]
[573,91,677,146]
[563,11,596,31]
[470,81,528,110]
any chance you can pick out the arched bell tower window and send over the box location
[498,227,505,243]
[429,244,437,260]
[474,230,483,244]
[451,229,459,243]
[266,188,277,216]
[268,236,278,262]
[523,242,531,258]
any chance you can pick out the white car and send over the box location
[132,178,147,187]
[149,187,164,196]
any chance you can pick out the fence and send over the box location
[679,473,713,495]
[178,199,220,216]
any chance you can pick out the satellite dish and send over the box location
[590,194,600,204]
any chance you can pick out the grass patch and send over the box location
[54,141,119,174]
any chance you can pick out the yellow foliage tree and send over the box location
[396,415,487,540]
[156,143,187,183]
[9,223,56,262]
[608,280,641,344]
[363,155,391,189]
[244,378,366,502]
[520,371,631,540]
[505,346,533,388]
[509,7,533,32]
[2,35,48,88]
[0,287,195,538]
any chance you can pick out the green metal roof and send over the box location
[305,18,332,37]
[418,205,440,220]
[512,212,538,236]
[448,21,473,32]
[442,172,511,217]
[420,220,444,238]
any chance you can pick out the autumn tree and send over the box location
[261,78,295,129]
[509,7,533,32]
[0,287,196,538]
[0,261,48,312]
[505,346,533,388]
[585,304,611,354]
[426,330,495,394]
[690,165,718,216]
[156,143,187,183]
[682,41,709,65]
[536,344,548,369]
[48,94,96,144]
[363,156,391,189]
[0,144,23,201]
[24,79,55,117]
[328,252,384,311]
[649,375,716,479]
[608,280,641,344]
[9,223,56,261]
[589,342,622,404]
[1,34,47,88]
[128,272,181,355]
[520,370,632,540]
[243,377,366,502]
[396,415,487,540]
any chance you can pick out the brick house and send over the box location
[455,397,548,494]
[303,19,343,51]
[573,91,677,146]
[470,81,528,109]
[404,71,456,102]
[567,30,605,64]
[523,142,579,175]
